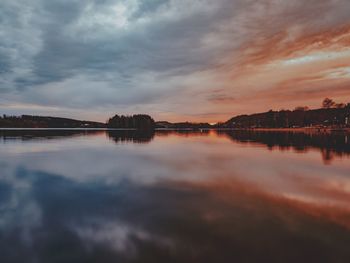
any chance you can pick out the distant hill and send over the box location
[0,115,105,128]
[221,104,350,129]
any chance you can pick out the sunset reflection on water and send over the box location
[0,130,349,262]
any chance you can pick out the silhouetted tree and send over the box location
[107,114,155,130]
[322,98,336,109]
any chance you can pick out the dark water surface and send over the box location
[0,130,349,263]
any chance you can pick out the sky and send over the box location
[1,0,350,123]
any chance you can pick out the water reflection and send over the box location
[107,130,155,143]
[2,128,349,165]
[0,167,349,263]
[219,130,350,163]
[0,130,349,262]
[156,129,210,137]
[0,129,103,141]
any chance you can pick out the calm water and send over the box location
[0,130,350,263]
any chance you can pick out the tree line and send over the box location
[0,114,156,130]
[221,98,350,128]
[1,98,350,129]
[107,114,155,130]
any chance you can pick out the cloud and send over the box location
[1,0,350,121]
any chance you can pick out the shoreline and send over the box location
[0,127,349,133]
[230,127,350,133]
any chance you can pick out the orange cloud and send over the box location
[203,24,350,118]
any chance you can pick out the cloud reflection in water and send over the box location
[0,130,349,262]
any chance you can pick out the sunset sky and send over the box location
[1,0,350,122]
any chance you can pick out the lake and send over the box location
[0,129,349,263]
